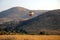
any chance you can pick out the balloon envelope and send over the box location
[29,12,34,16]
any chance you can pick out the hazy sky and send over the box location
[0,0,60,12]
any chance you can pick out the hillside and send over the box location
[15,9,60,35]
[1,9,59,35]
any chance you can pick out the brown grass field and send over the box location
[0,35,60,40]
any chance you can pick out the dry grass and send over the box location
[0,35,60,40]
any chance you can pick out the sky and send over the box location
[0,0,60,12]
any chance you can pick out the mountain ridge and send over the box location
[0,7,48,22]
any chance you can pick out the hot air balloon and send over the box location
[29,11,34,16]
